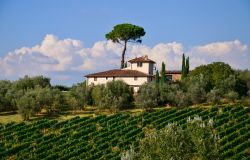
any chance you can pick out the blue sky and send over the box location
[0,0,250,85]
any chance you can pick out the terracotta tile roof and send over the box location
[165,70,182,74]
[128,55,156,63]
[85,69,153,77]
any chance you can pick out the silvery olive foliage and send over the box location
[122,116,219,160]
[135,83,159,110]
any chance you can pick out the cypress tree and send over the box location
[124,61,128,68]
[181,53,186,80]
[155,70,160,84]
[186,57,189,75]
[160,62,166,84]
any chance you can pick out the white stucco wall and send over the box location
[87,77,113,85]
[130,62,154,75]
[87,76,152,92]
[131,62,149,74]
[87,77,149,86]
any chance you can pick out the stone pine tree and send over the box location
[105,23,146,69]
[155,70,160,84]
[160,62,166,84]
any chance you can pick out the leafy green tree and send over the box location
[159,83,189,108]
[155,70,160,84]
[66,95,79,111]
[70,82,92,109]
[106,23,145,68]
[91,84,106,107]
[185,75,207,104]
[32,76,51,88]
[159,83,170,105]
[0,80,13,111]
[160,62,166,84]
[92,81,133,111]
[218,74,237,95]
[34,87,65,115]
[174,90,190,108]
[236,70,250,97]
[104,80,133,110]
[0,80,12,95]
[189,62,234,90]
[17,94,36,120]
[50,89,65,114]
[13,75,33,91]
[123,116,219,160]
[136,83,159,110]
[13,75,51,91]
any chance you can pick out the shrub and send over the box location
[207,88,222,105]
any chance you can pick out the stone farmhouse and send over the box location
[85,55,181,92]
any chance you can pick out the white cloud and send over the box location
[188,40,249,69]
[0,34,249,85]
[191,40,248,56]
[128,42,184,70]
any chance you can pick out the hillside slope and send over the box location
[0,105,249,160]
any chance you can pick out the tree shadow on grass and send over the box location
[0,111,18,116]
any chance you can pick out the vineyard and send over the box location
[0,105,249,160]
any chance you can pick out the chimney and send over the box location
[145,55,148,59]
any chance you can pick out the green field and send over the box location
[0,105,249,160]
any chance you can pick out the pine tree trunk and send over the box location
[121,41,127,69]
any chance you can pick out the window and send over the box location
[94,77,97,81]
[113,77,115,81]
[134,77,137,81]
[137,62,143,67]
[106,77,108,80]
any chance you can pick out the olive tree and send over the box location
[122,116,219,160]
[159,83,190,108]
[185,74,207,104]
[91,84,106,107]
[69,81,92,109]
[92,81,133,111]
[33,87,65,115]
[136,83,159,110]
[224,91,239,103]
[0,80,13,111]
[207,88,222,105]
[17,94,36,120]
